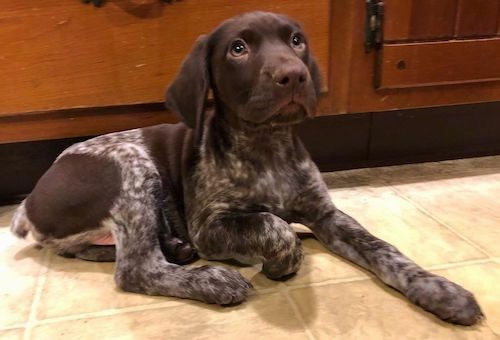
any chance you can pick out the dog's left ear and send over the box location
[165,35,210,130]
[307,55,322,96]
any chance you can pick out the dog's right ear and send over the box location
[165,35,210,129]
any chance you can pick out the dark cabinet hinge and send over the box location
[365,0,384,53]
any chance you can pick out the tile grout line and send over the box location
[16,255,499,332]
[12,278,369,331]
[0,323,28,332]
[281,288,317,340]
[26,286,280,328]
[26,286,281,328]
[30,301,188,327]
[249,286,282,296]
[391,186,495,258]
[282,257,495,293]
[30,285,279,327]
[10,251,497,333]
[425,258,495,271]
[285,275,372,291]
[23,250,50,340]
[10,261,498,333]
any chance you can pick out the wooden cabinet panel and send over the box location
[2,0,500,143]
[0,0,331,116]
[407,0,458,40]
[384,0,458,41]
[347,0,500,112]
[0,104,175,144]
[379,38,500,89]
[456,0,500,37]
[384,0,500,41]
[378,0,500,90]
[383,0,413,41]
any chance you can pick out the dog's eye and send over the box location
[230,40,248,57]
[290,33,306,50]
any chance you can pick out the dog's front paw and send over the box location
[406,274,484,325]
[191,266,252,305]
[262,240,304,280]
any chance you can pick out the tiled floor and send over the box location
[1,156,499,339]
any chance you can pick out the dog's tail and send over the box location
[10,200,32,239]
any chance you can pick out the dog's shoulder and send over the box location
[141,123,196,196]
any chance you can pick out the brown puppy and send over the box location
[11,12,482,325]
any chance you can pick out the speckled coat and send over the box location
[10,12,483,325]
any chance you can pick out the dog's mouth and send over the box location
[266,102,308,126]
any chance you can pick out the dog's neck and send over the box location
[203,110,298,161]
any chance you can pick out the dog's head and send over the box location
[165,11,321,130]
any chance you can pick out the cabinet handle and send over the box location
[82,0,177,7]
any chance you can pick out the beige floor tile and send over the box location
[0,204,18,229]
[0,233,45,328]
[38,254,174,320]
[196,240,370,289]
[433,262,500,335]
[323,156,500,189]
[0,328,24,340]
[289,275,497,339]
[326,186,487,267]
[374,156,500,185]
[193,258,283,291]
[38,253,283,320]
[394,173,500,257]
[322,168,387,189]
[2,156,498,339]
[32,292,309,340]
[285,238,370,286]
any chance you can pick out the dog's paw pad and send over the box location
[407,275,484,325]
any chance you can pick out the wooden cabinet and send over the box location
[340,0,500,113]
[0,0,331,115]
[1,0,500,144]
[0,0,332,143]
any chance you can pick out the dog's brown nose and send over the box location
[273,64,307,88]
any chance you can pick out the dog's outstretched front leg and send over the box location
[111,194,250,305]
[192,212,304,280]
[293,180,483,325]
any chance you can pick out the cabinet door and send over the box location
[0,0,332,143]
[340,0,500,113]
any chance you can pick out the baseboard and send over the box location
[298,101,500,171]
[1,101,500,202]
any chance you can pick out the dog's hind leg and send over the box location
[74,245,116,262]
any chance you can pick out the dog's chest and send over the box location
[194,153,300,215]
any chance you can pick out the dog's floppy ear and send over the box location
[165,35,210,129]
[307,55,322,97]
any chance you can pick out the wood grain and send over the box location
[408,0,458,40]
[384,0,459,41]
[383,0,413,41]
[455,0,500,38]
[323,0,356,114]
[347,1,500,113]
[0,104,177,144]
[379,38,500,89]
[0,0,330,116]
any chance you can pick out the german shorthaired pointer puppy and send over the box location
[11,12,483,325]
